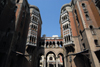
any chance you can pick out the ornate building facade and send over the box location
[0,0,100,67]
[59,0,100,67]
[36,0,100,67]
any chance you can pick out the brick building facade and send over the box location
[59,0,100,67]
[0,0,100,67]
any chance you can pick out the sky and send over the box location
[28,0,71,37]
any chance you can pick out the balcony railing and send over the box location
[32,20,38,24]
[26,42,37,46]
[61,10,68,16]
[64,41,73,46]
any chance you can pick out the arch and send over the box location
[58,53,64,67]
[46,41,49,48]
[57,41,59,45]
[50,41,52,45]
[46,51,56,67]
[59,41,63,47]
[52,41,55,48]
[46,51,56,58]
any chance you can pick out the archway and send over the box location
[46,51,56,67]
[58,53,64,67]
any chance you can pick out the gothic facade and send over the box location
[0,0,100,67]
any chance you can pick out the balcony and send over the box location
[61,19,70,24]
[64,41,73,46]
[32,20,38,24]
[61,10,68,16]
[26,42,37,47]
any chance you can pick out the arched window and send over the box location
[30,36,32,43]
[94,39,99,46]
[85,14,90,20]
[75,10,79,24]
[90,25,95,35]
[31,24,33,28]
[82,3,86,9]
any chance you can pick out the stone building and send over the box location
[59,0,100,67]
[0,0,31,67]
[25,5,42,67]
[37,35,64,67]
[0,0,100,67]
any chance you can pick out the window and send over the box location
[82,3,85,9]
[63,8,66,12]
[80,30,83,39]
[81,3,90,20]
[30,36,32,43]
[85,14,90,20]
[82,43,86,50]
[68,36,70,41]
[90,25,95,35]
[49,57,53,60]
[94,39,99,46]
[31,24,33,28]
[75,10,79,24]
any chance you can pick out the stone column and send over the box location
[44,40,46,48]
[55,40,58,48]
[64,56,67,67]
[56,57,58,67]
[44,57,46,67]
